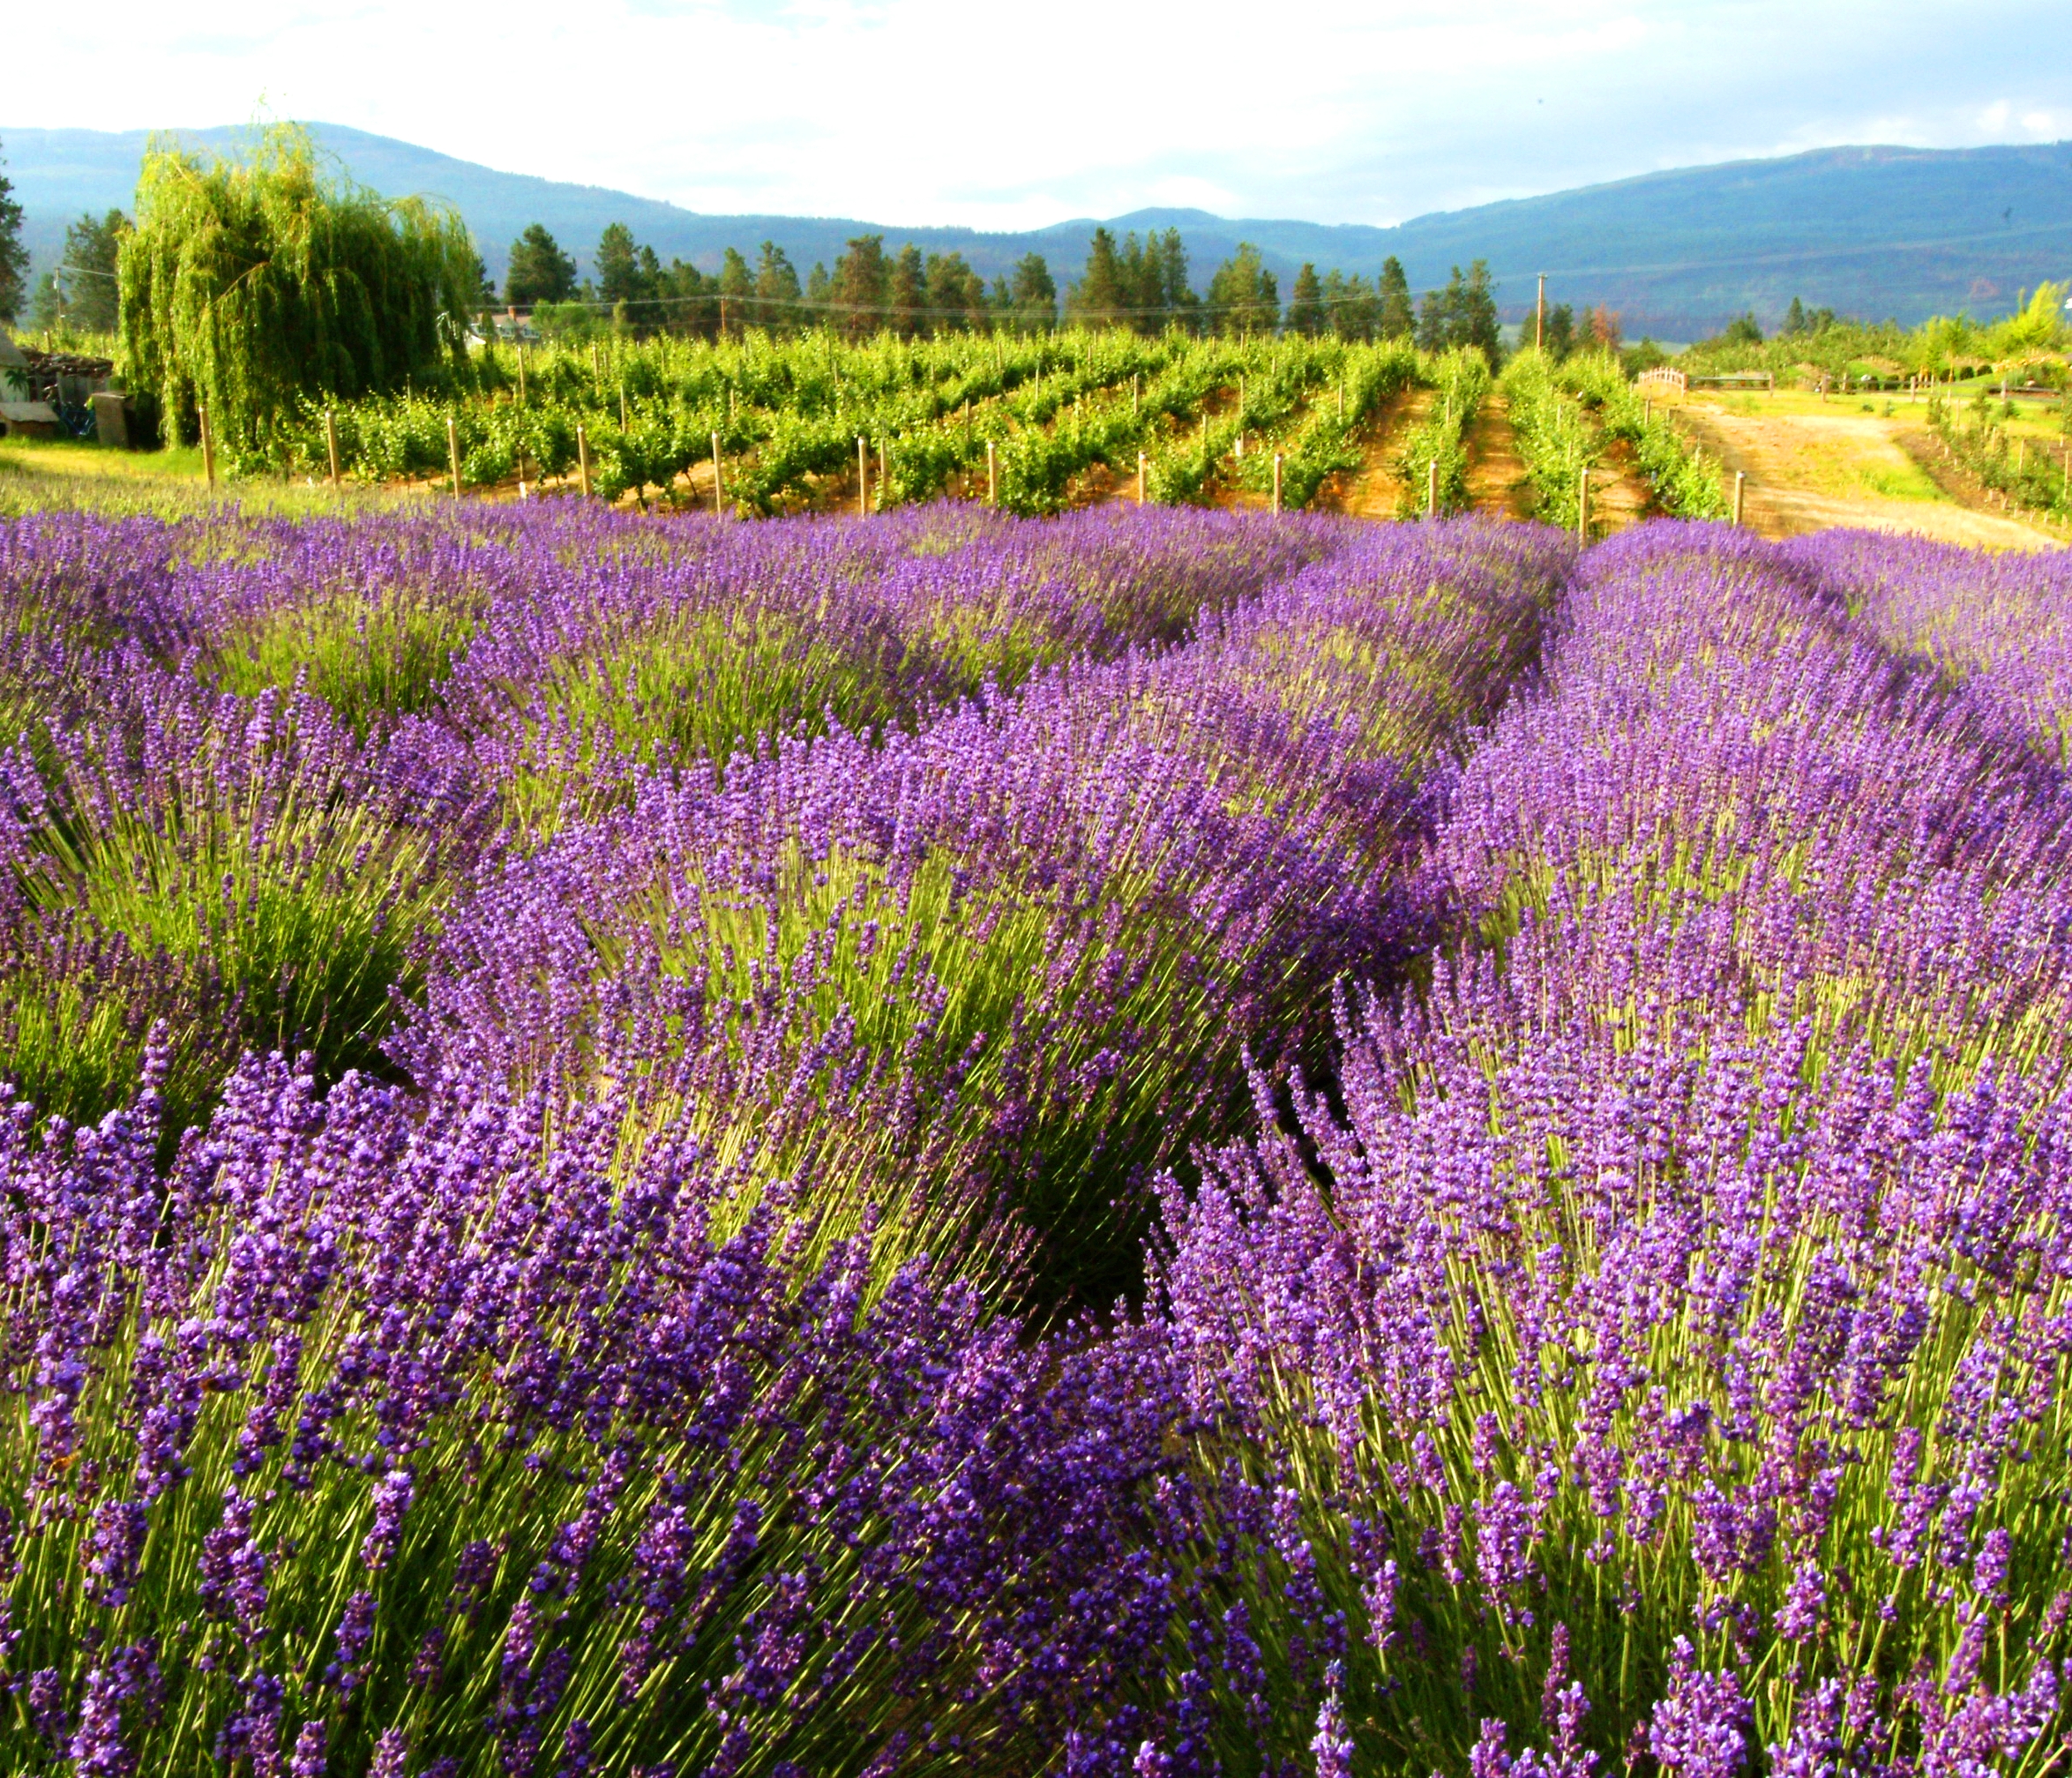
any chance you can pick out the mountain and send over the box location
[5,123,2071,339]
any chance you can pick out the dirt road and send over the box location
[1675,395,2060,551]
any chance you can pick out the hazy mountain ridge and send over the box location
[5,123,2069,336]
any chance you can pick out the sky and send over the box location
[14,0,2072,229]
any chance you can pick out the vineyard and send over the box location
[223,330,1730,528]
[0,488,2069,1774]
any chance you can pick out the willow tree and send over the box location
[119,123,476,453]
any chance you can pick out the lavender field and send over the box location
[1,498,2069,1777]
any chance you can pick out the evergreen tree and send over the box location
[655,259,714,339]
[1543,303,1575,361]
[1007,254,1056,332]
[754,242,801,332]
[1286,263,1325,337]
[832,235,888,339]
[887,243,926,338]
[1378,256,1414,340]
[1206,243,1277,336]
[1586,304,1622,350]
[0,139,26,325]
[1416,268,1464,352]
[805,263,832,327]
[1073,228,1126,328]
[507,224,577,306]
[1723,311,1763,345]
[1322,270,1379,341]
[1161,230,1201,332]
[717,246,753,336]
[1783,296,1809,337]
[595,224,642,306]
[33,209,127,332]
[1461,258,1501,362]
[924,252,985,332]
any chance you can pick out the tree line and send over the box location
[496,219,1510,352]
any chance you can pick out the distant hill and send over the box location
[5,123,2070,339]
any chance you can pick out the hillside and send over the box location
[4,123,2069,337]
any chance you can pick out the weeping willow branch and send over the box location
[117,123,477,465]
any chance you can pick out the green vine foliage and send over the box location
[118,123,477,459]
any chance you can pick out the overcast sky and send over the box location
[15,0,2072,228]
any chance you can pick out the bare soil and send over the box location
[1676,396,2060,551]
[1463,395,1534,521]
[1317,387,1427,519]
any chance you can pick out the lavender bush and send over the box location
[1149,523,2072,1773]
[3,494,2067,1775]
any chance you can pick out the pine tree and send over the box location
[33,209,127,332]
[1417,268,1468,352]
[1206,243,1277,337]
[1007,254,1056,332]
[717,246,753,336]
[1462,258,1501,362]
[887,243,926,338]
[1161,230,1200,333]
[832,235,888,340]
[1378,256,1414,341]
[0,138,26,325]
[507,224,577,305]
[1286,263,1325,337]
[755,242,801,332]
[925,252,984,332]
[1073,228,1126,328]
[1544,303,1575,361]
[1783,296,1809,338]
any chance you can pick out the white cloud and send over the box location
[10,0,2072,227]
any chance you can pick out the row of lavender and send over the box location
[0,503,1567,1771]
[1147,524,2072,1771]
[5,497,2068,1774]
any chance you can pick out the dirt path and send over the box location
[1594,437,1654,534]
[1463,394,1533,520]
[1677,397,2060,551]
[1319,387,1426,519]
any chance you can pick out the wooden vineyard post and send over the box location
[1133,373,1140,414]
[198,404,216,489]
[987,439,997,506]
[447,416,461,497]
[325,409,340,486]
[576,425,591,498]
[1272,452,1283,514]
[857,436,868,517]
[1576,466,1590,543]
[1338,378,1345,419]
[1426,459,1438,518]
[1138,452,1147,504]
[517,348,527,403]
[878,440,887,508]
[1732,471,1746,527]
[619,387,629,432]
[711,432,724,516]
[1536,273,1545,352]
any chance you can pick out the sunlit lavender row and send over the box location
[0,498,2067,1775]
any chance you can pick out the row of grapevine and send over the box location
[1501,347,1729,527]
[1926,395,2072,525]
[250,328,1451,518]
[1391,347,1490,516]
